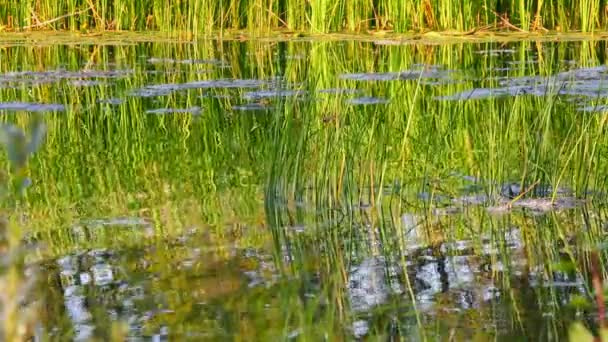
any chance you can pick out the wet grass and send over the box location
[2,1,608,33]
[1,38,608,339]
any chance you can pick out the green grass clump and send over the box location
[2,0,608,33]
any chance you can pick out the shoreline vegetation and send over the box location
[2,1,608,34]
[4,30,608,46]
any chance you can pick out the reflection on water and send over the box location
[0,102,65,112]
[1,38,608,340]
[41,199,598,340]
[347,96,390,105]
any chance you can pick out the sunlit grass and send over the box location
[2,0,608,33]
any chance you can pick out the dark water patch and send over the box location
[0,101,65,112]
[145,106,202,115]
[347,96,389,105]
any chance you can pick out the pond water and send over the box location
[1,38,608,341]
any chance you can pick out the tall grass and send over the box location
[2,0,608,32]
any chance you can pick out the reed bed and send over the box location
[2,0,608,33]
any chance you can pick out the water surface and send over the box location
[2,38,608,341]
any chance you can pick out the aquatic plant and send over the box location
[1,0,608,33]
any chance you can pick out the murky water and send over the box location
[2,38,608,340]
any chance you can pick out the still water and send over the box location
[1,37,608,341]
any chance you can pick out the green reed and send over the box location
[4,0,608,32]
